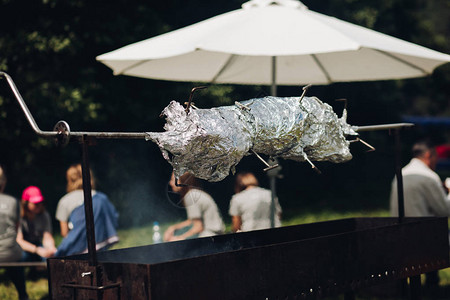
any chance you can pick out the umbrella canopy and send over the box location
[97,0,450,95]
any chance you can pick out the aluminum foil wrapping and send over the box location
[146,96,357,182]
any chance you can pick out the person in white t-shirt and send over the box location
[164,172,225,241]
[229,171,282,233]
[55,164,96,237]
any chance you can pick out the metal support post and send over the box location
[394,129,405,222]
[80,136,97,267]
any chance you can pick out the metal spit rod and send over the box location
[1,71,414,140]
[354,123,414,132]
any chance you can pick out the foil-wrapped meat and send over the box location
[146,96,358,182]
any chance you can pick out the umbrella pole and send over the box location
[271,56,277,97]
[267,158,281,229]
[270,56,277,227]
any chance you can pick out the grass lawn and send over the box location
[1,209,449,299]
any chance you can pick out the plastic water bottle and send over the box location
[152,221,162,244]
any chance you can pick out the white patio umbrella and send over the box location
[97,0,450,96]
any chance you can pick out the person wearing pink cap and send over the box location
[16,186,57,261]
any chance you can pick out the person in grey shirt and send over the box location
[164,172,225,241]
[390,140,450,289]
[0,166,29,300]
[229,172,282,232]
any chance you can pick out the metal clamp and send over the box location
[185,86,207,114]
[250,149,279,172]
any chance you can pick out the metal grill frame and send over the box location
[47,217,449,300]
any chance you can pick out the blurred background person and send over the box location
[229,171,282,233]
[55,165,119,257]
[390,140,450,217]
[164,172,225,241]
[0,166,29,300]
[390,140,450,290]
[16,186,57,261]
[436,144,450,200]
[55,163,96,237]
[445,177,450,200]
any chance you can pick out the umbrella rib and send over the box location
[311,54,332,84]
[374,49,429,75]
[211,54,237,83]
[117,60,151,75]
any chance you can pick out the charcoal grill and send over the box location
[1,72,448,299]
[48,217,449,300]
